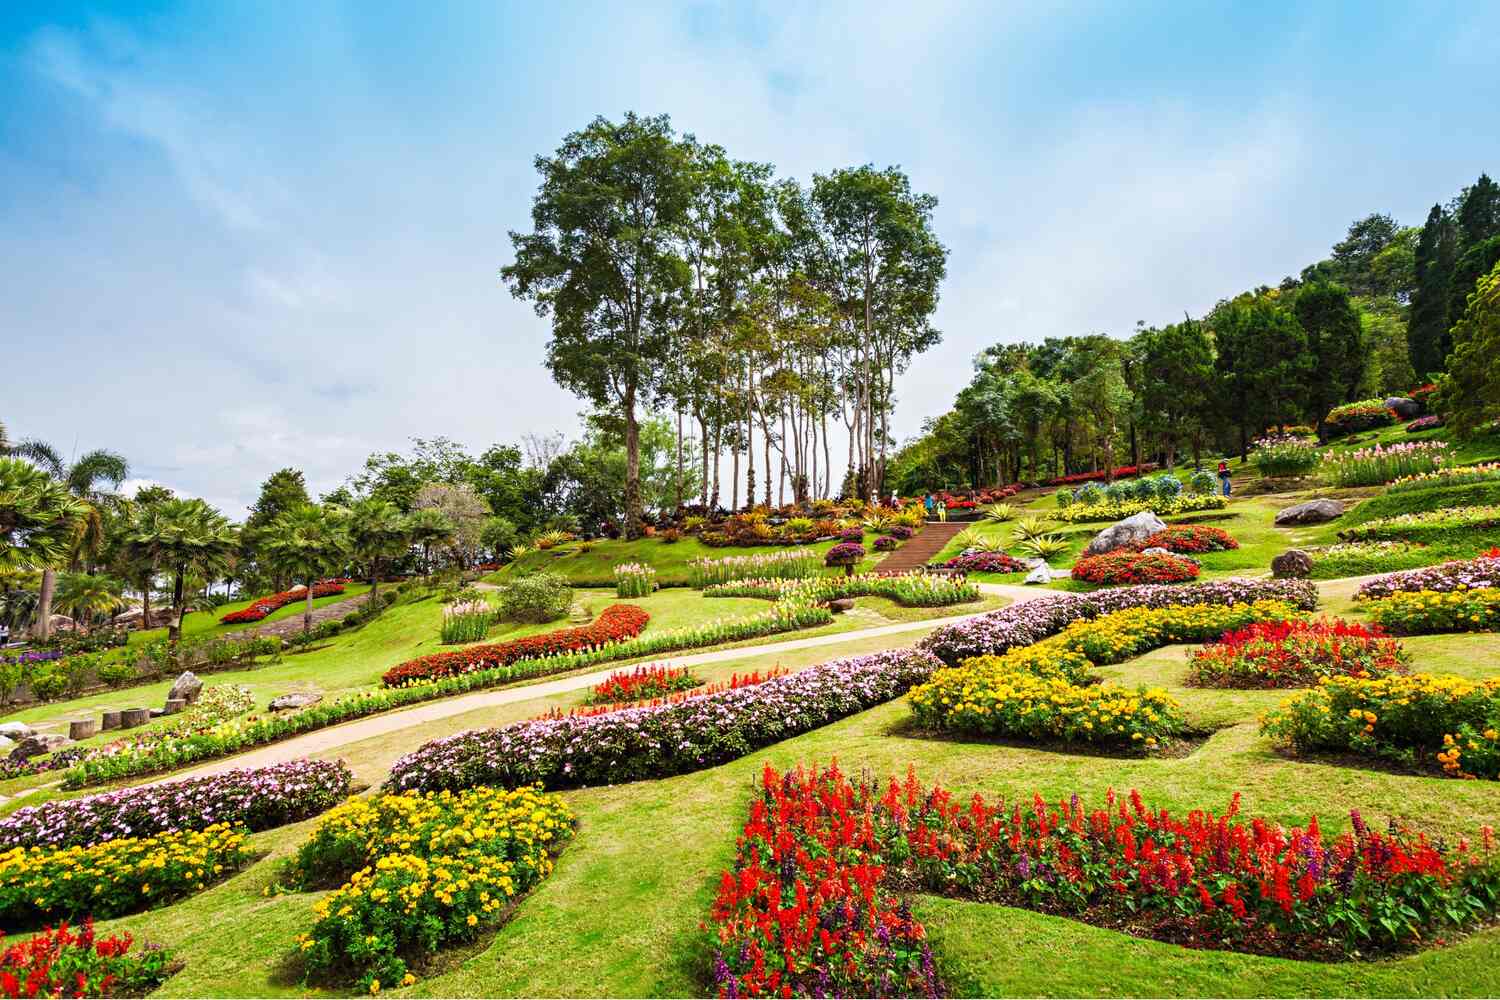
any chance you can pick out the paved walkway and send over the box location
[154,588,1045,783]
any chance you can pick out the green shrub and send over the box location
[498,572,573,624]
[1188,470,1218,495]
[98,658,138,687]
[28,669,67,702]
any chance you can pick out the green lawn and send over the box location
[126,584,374,646]
[492,535,882,587]
[70,603,1500,998]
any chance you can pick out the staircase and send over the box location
[874,522,967,574]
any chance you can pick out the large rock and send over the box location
[1275,499,1345,526]
[826,598,856,613]
[168,671,203,705]
[1272,549,1314,579]
[1024,564,1052,585]
[1384,396,1420,419]
[268,691,323,712]
[0,722,34,741]
[1084,511,1168,556]
[8,734,70,762]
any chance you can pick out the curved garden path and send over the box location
[147,575,1359,785]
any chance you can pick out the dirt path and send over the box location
[224,594,371,640]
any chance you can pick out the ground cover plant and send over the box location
[1355,552,1500,599]
[1388,463,1500,492]
[0,823,251,925]
[0,919,174,998]
[1339,480,1500,528]
[535,668,788,720]
[1141,524,1238,553]
[932,552,1028,574]
[282,785,575,993]
[1186,619,1409,688]
[1321,441,1450,488]
[585,664,699,704]
[1338,505,1500,546]
[1325,399,1397,436]
[385,648,941,793]
[1049,494,1227,524]
[702,571,979,608]
[707,763,1500,995]
[1262,673,1500,779]
[220,581,346,625]
[1070,551,1200,585]
[1305,541,1436,579]
[1363,588,1500,635]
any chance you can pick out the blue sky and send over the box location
[3,1,1497,514]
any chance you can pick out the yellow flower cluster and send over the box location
[1050,600,1300,664]
[290,785,574,993]
[0,823,249,922]
[1366,588,1500,635]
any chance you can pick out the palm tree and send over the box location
[123,498,239,642]
[54,572,128,629]
[0,456,88,575]
[259,505,350,634]
[8,443,128,639]
[405,508,456,579]
[345,498,409,609]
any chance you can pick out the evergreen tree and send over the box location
[1407,204,1458,376]
[1293,281,1366,435]
[1447,234,1500,328]
[1211,295,1311,457]
[1442,260,1500,438]
[1329,213,1400,296]
[1456,173,1500,248]
[243,468,311,591]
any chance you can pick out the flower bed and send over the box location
[1141,525,1238,554]
[284,785,574,993]
[1407,415,1444,432]
[613,562,655,598]
[1048,600,1301,665]
[1251,434,1321,478]
[703,571,978,608]
[0,919,174,998]
[1325,399,1396,436]
[1049,494,1227,524]
[220,581,346,625]
[1305,541,1433,579]
[1321,441,1450,488]
[932,551,1028,574]
[382,604,651,686]
[536,668,788,720]
[440,599,492,644]
[919,578,1319,665]
[385,649,941,794]
[1355,553,1500,600]
[1338,505,1500,546]
[2,759,351,849]
[1363,588,1500,635]
[707,763,1500,980]
[1042,463,1157,486]
[585,664,698,704]
[1389,463,1500,493]
[1070,551,1200,585]
[0,824,251,924]
[1261,674,1500,778]
[1187,619,1408,688]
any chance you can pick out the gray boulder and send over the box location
[8,733,70,762]
[826,598,856,613]
[168,670,203,705]
[1024,564,1052,585]
[1275,499,1345,526]
[1272,549,1314,579]
[1084,511,1168,556]
[1384,397,1420,419]
[0,722,34,741]
[1140,546,1172,557]
[268,691,323,712]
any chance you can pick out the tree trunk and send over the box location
[623,383,643,538]
[169,567,186,643]
[369,561,380,609]
[33,568,56,640]
[140,578,151,634]
[303,578,314,633]
[675,410,685,511]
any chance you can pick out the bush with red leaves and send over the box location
[1140,525,1239,554]
[1071,551,1200,585]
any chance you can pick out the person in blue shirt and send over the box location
[923,493,935,518]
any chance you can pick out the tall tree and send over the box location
[259,505,350,634]
[1447,234,1500,328]
[1408,204,1459,376]
[1132,319,1214,468]
[1442,260,1500,438]
[345,498,409,608]
[124,498,238,641]
[243,468,311,590]
[1329,213,1400,297]
[1211,295,1311,457]
[1456,173,1500,248]
[1293,281,1366,436]
[0,458,86,577]
[503,113,693,539]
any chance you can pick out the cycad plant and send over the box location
[1017,533,1069,560]
[981,503,1016,523]
[1013,516,1052,542]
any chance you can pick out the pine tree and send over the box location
[1293,282,1365,435]
[1407,204,1457,377]
[1456,173,1500,248]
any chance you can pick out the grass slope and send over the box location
[126,584,374,646]
[492,536,881,587]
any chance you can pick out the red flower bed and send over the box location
[1071,551,1199,585]
[1043,463,1158,487]
[380,604,650,686]
[538,668,788,720]
[935,552,1028,574]
[705,763,1500,989]
[1140,525,1239,554]
[0,919,172,998]
[1188,619,1408,688]
[219,581,346,624]
[586,664,700,704]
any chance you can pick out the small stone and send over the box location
[168,671,204,705]
[268,691,323,711]
[1024,564,1052,585]
[0,722,34,741]
[1140,546,1172,557]
[1272,549,1314,579]
[827,598,856,613]
[8,734,70,762]
[1275,499,1345,526]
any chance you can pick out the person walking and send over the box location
[923,493,935,519]
[1217,460,1232,496]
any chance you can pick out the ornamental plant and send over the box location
[0,759,351,849]
[1363,587,1500,635]
[1261,673,1500,778]
[1321,441,1450,487]
[1355,553,1500,599]
[707,763,1500,975]
[1049,493,1227,524]
[933,551,1028,574]
[1325,398,1396,436]
[1251,434,1321,478]
[1140,524,1238,553]
[823,541,865,575]
[1187,619,1408,689]
[873,534,899,551]
[613,562,656,598]
[1406,415,1444,432]
[687,549,821,588]
[1047,600,1301,665]
[385,649,941,794]
[703,571,978,608]
[585,664,699,704]
[539,669,787,719]
[284,785,575,993]
[1388,463,1500,493]
[1070,551,1200,585]
[496,572,573,624]
[0,824,251,924]
[919,578,1319,664]
[1338,505,1500,546]
[220,581,345,624]
[1305,541,1433,579]
[0,919,173,999]
[439,599,492,644]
